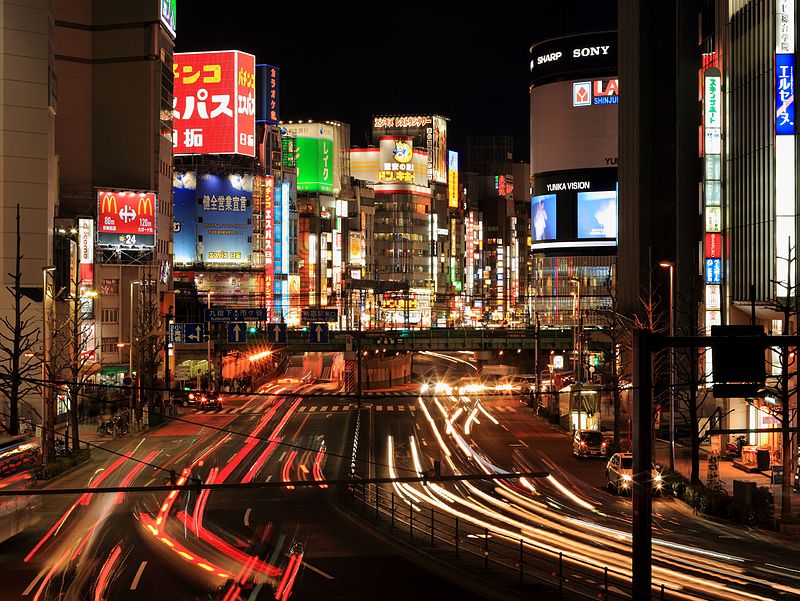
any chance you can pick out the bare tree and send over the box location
[591,263,634,447]
[752,242,798,520]
[134,272,163,422]
[48,261,98,451]
[0,205,41,436]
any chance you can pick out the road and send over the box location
[359,374,800,600]
[0,382,486,600]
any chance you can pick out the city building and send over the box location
[529,31,619,328]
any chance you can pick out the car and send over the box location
[197,393,223,411]
[174,390,203,407]
[572,429,606,458]
[605,452,663,495]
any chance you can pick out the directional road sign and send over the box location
[301,308,338,324]
[185,323,205,343]
[267,323,287,344]
[228,322,246,343]
[310,323,329,344]
[169,323,184,344]
[205,308,268,322]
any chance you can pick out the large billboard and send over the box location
[447,150,459,208]
[160,0,176,37]
[173,50,256,156]
[531,194,557,241]
[371,115,447,184]
[281,123,334,193]
[173,171,197,265]
[196,173,253,265]
[577,190,617,239]
[378,137,415,183]
[97,190,156,249]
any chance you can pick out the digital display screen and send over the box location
[577,190,617,239]
[531,194,557,241]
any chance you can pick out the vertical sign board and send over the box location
[197,173,253,266]
[256,64,280,124]
[172,171,198,265]
[703,67,723,346]
[776,54,795,135]
[448,150,459,208]
[97,190,156,249]
[78,218,94,286]
[173,50,256,157]
[263,175,274,321]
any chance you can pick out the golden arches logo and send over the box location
[137,194,154,216]
[101,194,117,214]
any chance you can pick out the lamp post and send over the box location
[659,260,676,472]
[569,277,582,383]
[41,265,56,467]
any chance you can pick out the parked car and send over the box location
[605,452,663,495]
[572,429,606,458]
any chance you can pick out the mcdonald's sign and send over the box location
[96,190,156,249]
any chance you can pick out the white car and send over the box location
[605,452,663,495]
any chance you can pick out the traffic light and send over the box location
[248,325,258,335]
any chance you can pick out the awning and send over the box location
[100,365,128,376]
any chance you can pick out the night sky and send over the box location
[175,2,617,162]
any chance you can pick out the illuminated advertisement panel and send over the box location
[378,137,415,183]
[577,190,617,239]
[705,232,722,259]
[256,64,280,124]
[196,173,253,265]
[705,258,722,284]
[263,175,274,320]
[371,114,447,183]
[531,194,557,241]
[776,54,795,135]
[448,151,459,208]
[160,0,176,37]
[173,171,197,265]
[282,124,334,193]
[78,218,94,285]
[97,190,156,249]
[173,50,256,156]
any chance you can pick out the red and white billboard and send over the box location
[97,190,156,249]
[173,50,256,157]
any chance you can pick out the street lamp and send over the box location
[569,277,582,383]
[129,280,141,381]
[659,260,676,472]
[207,291,213,390]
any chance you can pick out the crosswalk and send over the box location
[194,403,522,416]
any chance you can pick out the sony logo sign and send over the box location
[573,45,610,58]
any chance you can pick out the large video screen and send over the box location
[531,194,557,241]
[577,190,617,239]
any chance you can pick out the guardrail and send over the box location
[346,480,681,601]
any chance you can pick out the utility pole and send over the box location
[164,306,173,415]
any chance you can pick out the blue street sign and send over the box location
[228,322,246,343]
[309,323,329,344]
[301,308,338,324]
[169,323,184,344]
[205,308,268,322]
[267,322,287,344]
[185,323,205,344]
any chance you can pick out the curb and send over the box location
[34,454,92,488]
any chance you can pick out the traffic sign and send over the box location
[301,308,338,324]
[228,322,246,343]
[267,323,287,344]
[122,376,132,398]
[205,308,268,322]
[310,323,329,344]
[169,323,184,343]
[185,323,205,343]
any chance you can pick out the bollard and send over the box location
[604,566,608,601]
[455,517,460,559]
[431,507,435,546]
[410,503,413,540]
[375,485,379,520]
[559,552,564,597]
[484,527,489,569]
[519,538,524,584]
[391,492,395,529]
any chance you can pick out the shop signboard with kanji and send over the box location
[174,50,256,156]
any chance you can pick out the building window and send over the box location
[101,308,119,323]
[101,337,119,354]
[101,279,119,295]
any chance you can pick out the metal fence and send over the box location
[346,480,681,601]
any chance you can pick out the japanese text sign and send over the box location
[96,190,156,249]
[174,50,256,156]
[776,54,795,135]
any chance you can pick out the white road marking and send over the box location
[266,474,273,482]
[517,440,528,447]
[23,567,48,596]
[309,406,318,412]
[244,507,252,527]
[278,452,286,462]
[386,405,394,411]
[398,405,405,411]
[333,405,340,411]
[301,561,335,580]
[320,406,328,412]
[500,424,509,431]
[375,405,383,411]
[130,561,148,590]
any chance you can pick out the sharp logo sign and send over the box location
[573,79,619,107]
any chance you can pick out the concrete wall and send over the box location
[361,353,412,390]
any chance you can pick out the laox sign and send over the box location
[573,79,619,107]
